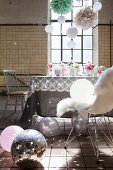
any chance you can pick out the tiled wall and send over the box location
[0,25,48,89]
[93,25,113,68]
[0,25,48,74]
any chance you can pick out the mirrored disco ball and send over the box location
[11,129,47,169]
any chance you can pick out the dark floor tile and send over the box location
[2,151,12,157]
[81,148,95,156]
[68,168,86,170]
[52,137,66,148]
[0,168,11,170]
[67,156,85,168]
[100,156,113,167]
[0,148,4,156]
[83,157,104,168]
[0,156,14,168]
[86,168,105,170]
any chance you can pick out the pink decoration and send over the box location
[60,64,66,76]
[98,69,103,75]
[0,125,24,152]
[48,63,53,71]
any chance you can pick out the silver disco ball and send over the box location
[11,129,47,169]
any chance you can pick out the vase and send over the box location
[85,70,93,76]
[74,68,79,76]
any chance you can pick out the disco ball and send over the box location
[11,129,47,169]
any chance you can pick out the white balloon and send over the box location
[70,79,95,105]
[66,26,78,39]
[93,2,102,12]
[57,16,66,24]
[0,125,24,152]
[67,40,76,48]
[45,25,53,33]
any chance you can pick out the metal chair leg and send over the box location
[3,96,9,117]
[14,96,18,113]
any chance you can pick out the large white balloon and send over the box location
[57,16,66,24]
[45,25,53,33]
[0,125,24,152]
[70,79,95,106]
[66,26,78,39]
[93,2,102,12]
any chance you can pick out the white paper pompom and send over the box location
[57,16,66,24]
[66,26,78,39]
[45,25,53,33]
[74,6,98,30]
[67,40,76,48]
[93,2,102,12]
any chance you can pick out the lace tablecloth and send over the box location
[31,76,97,92]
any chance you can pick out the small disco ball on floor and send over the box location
[11,129,47,169]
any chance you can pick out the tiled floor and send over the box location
[1,95,113,169]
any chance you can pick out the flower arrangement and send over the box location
[84,63,95,70]
[95,65,106,76]
[73,63,80,69]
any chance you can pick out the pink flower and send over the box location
[48,63,53,69]
[98,69,103,74]
[85,63,94,70]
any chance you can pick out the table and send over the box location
[18,76,98,128]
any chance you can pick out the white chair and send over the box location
[2,70,28,117]
[57,66,113,162]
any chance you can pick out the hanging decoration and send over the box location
[50,0,73,14]
[45,24,53,33]
[93,1,102,12]
[57,15,66,24]
[67,40,76,49]
[66,26,78,39]
[74,6,98,30]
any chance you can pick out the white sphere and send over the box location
[66,26,78,39]
[57,16,66,24]
[70,79,95,105]
[45,25,53,33]
[67,40,76,48]
[93,2,102,12]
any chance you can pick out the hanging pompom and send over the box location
[93,1,102,12]
[50,0,73,14]
[67,40,76,48]
[66,26,78,39]
[45,25,53,33]
[74,6,98,30]
[57,15,66,24]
